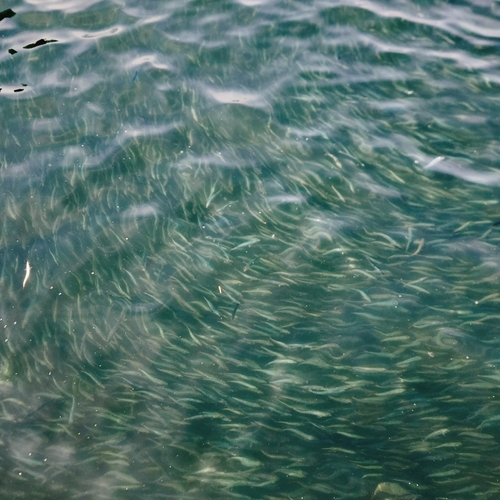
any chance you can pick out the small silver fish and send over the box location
[22,260,31,288]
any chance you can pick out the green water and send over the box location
[1,0,500,498]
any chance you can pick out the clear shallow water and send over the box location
[1,0,500,498]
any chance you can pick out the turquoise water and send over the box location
[1,0,500,498]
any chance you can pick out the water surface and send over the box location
[1,0,500,499]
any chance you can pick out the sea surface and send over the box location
[1,0,500,498]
